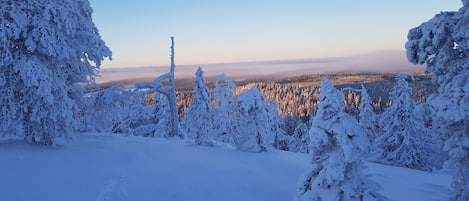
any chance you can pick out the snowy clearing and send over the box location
[0,134,451,201]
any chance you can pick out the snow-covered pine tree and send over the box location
[211,74,237,143]
[358,85,378,144]
[0,0,111,145]
[234,86,270,152]
[406,1,469,199]
[375,73,434,171]
[152,94,172,138]
[357,85,380,159]
[181,67,214,146]
[264,99,291,150]
[295,78,382,201]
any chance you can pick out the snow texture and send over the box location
[0,134,451,201]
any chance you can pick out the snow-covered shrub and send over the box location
[288,122,310,153]
[234,86,272,152]
[295,78,382,201]
[0,0,111,145]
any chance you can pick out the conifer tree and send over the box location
[182,67,213,146]
[375,73,434,171]
[211,74,237,143]
[295,78,382,201]
[406,1,469,199]
[234,86,270,152]
[358,85,378,144]
[0,0,111,145]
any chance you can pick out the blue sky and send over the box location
[89,1,462,68]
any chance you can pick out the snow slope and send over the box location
[0,134,451,201]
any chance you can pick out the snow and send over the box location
[0,134,451,201]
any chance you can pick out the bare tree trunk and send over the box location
[165,37,182,138]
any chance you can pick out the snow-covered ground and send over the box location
[0,134,451,201]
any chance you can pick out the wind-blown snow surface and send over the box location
[0,134,450,201]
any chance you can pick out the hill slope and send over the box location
[0,134,451,201]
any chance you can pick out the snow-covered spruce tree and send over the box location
[0,0,111,145]
[265,99,291,150]
[406,1,469,199]
[234,86,271,152]
[358,85,378,144]
[211,74,237,143]
[295,78,382,201]
[375,73,434,171]
[150,93,172,138]
[181,67,214,146]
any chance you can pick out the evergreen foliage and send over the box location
[182,67,214,146]
[375,73,434,171]
[0,0,111,145]
[295,78,382,201]
[406,1,469,199]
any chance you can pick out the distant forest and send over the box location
[176,73,436,121]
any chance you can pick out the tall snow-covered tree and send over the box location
[151,94,172,138]
[295,78,382,201]
[211,74,237,143]
[406,1,469,199]
[264,99,290,150]
[375,73,434,171]
[0,0,111,145]
[181,67,213,146]
[358,85,378,144]
[234,86,271,152]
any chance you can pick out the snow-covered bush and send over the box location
[84,86,129,133]
[0,0,111,145]
[295,78,382,201]
[82,86,158,136]
[375,73,434,171]
[234,86,272,152]
[406,0,469,199]
[181,67,214,146]
[288,122,309,154]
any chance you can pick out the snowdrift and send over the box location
[0,134,450,201]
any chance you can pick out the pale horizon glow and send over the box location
[89,1,462,68]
